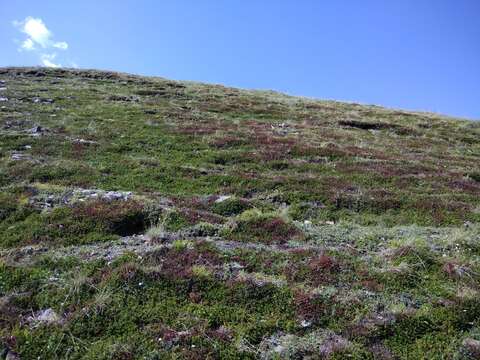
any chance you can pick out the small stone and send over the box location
[300,319,312,328]
[27,308,61,326]
[228,262,244,271]
[0,97,8,102]
[36,308,60,323]
[72,138,98,145]
[215,195,231,203]
[28,125,49,135]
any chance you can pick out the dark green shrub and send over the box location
[211,197,251,216]
[0,193,17,221]
[469,172,480,183]
[73,199,148,236]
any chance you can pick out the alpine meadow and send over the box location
[0,67,479,359]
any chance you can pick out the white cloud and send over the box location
[42,58,60,68]
[53,41,68,50]
[22,38,35,51]
[41,53,61,68]
[13,16,72,68]
[21,17,52,48]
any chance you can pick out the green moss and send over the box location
[0,263,49,295]
[469,172,480,183]
[161,211,189,231]
[211,197,251,217]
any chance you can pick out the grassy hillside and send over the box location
[0,67,479,359]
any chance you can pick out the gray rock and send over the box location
[71,138,98,145]
[215,195,232,203]
[77,188,132,202]
[28,125,49,135]
[33,308,60,324]
[32,97,54,104]
[108,95,139,102]
[5,350,20,360]
[104,191,132,201]
[259,330,352,359]
[271,122,299,136]
[11,152,32,161]
[462,338,480,358]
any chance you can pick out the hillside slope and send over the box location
[0,67,479,359]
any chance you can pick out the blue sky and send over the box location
[1,1,479,119]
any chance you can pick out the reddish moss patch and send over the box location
[179,208,225,225]
[291,143,347,159]
[229,216,304,244]
[284,254,346,287]
[209,135,248,149]
[147,245,222,280]
[294,290,329,324]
